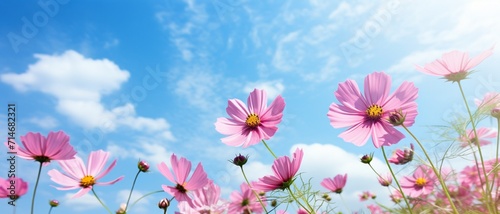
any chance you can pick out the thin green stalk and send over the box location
[339,194,352,214]
[457,81,495,213]
[287,187,310,212]
[401,125,458,214]
[240,166,269,213]
[92,188,112,214]
[31,162,43,214]
[48,207,53,214]
[381,146,413,214]
[262,139,278,159]
[130,190,163,207]
[124,170,141,212]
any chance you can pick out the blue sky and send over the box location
[1,0,500,213]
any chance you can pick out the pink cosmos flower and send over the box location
[327,72,418,148]
[228,183,266,214]
[215,88,285,147]
[321,174,347,194]
[15,131,76,164]
[158,153,208,205]
[176,180,227,214]
[458,127,497,148]
[47,150,124,198]
[253,148,303,191]
[388,144,414,165]
[416,47,494,82]
[0,177,28,199]
[377,173,393,187]
[390,190,402,204]
[400,165,437,197]
[367,204,390,214]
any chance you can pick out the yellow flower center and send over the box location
[366,104,383,120]
[245,113,261,128]
[415,177,427,187]
[80,175,96,188]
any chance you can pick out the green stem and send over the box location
[240,166,269,213]
[124,170,141,212]
[339,194,352,214]
[48,207,53,214]
[130,190,164,208]
[31,162,43,214]
[401,125,458,214]
[262,139,278,159]
[92,188,112,214]
[457,81,494,213]
[381,146,413,214]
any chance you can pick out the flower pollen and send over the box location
[80,175,96,188]
[415,177,427,187]
[245,113,260,128]
[366,104,383,120]
[175,183,188,193]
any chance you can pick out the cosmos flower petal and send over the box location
[226,99,250,122]
[220,132,248,147]
[48,169,81,187]
[173,154,191,183]
[334,79,367,112]
[364,71,390,104]
[71,187,92,199]
[88,150,109,176]
[94,159,117,181]
[95,176,124,186]
[158,162,176,184]
[338,121,372,147]
[215,117,244,135]
[328,103,366,128]
[184,163,208,190]
[370,122,405,148]
[248,88,268,115]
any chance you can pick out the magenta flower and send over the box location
[458,127,497,148]
[321,174,347,194]
[328,72,418,148]
[400,165,437,197]
[158,153,208,205]
[416,47,494,82]
[228,182,266,214]
[388,143,414,165]
[215,88,285,147]
[47,150,124,198]
[253,148,303,191]
[15,131,76,164]
[0,177,28,199]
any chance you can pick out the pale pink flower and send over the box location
[215,88,285,147]
[377,173,393,187]
[390,190,402,203]
[0,177,28,199]
[47,150,124,198]
[416,47,494,82]
[15,131,76,164]
[359,191,376,201]
[158,153,208,205]
[176,180,227,214]
[327,72,418,148]
[400,165,437,197]
[459,127,497,148]
[253,148,303,191]
[388,144,414,165]
[297,209,308,214]
[476,92,500,118]
[321,174,347,194]
[228,183,266,214]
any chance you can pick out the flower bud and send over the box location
[49,199,59,207]
[230,154,248,167]
[138,160,150,172]
[360,153,373,164]
[388,110,406,126]
[492,108,500,119]
[158,198,170,210]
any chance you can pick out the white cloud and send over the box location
[28,116,58,129]
[174,70,222,112]
[1,50,174,141]
[104,38,119,49]
[244,80,285,100]
[272,31,301,72]
[107,140,172,167]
